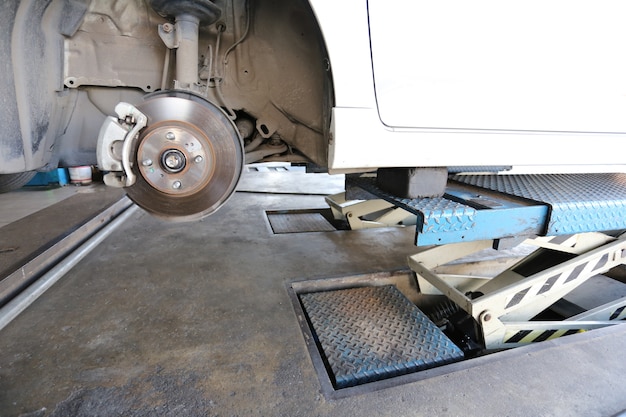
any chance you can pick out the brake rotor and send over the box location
[126,91,243,221]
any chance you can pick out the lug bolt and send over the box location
[194,155,204,164]
[142,159,153,167]
[165,132,176,140]
[172,181,182,189]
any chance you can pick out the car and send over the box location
[2,0,625,220]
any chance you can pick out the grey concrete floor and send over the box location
[1,171,626,417]
[0,184,89,228]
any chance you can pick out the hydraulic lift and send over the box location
[297,172,626,391]
[349,172,626,348]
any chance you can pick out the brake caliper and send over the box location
[97,102,148,188]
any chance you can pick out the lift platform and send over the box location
[299,173,626,390]
[353,172,626,345]
[347,172,626,246]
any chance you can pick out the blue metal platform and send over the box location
[348,173,626,246]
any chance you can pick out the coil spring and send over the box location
[427,299,461,324]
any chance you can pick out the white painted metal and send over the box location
[307,0,376,108]
[328,109,626,172]
[325,192,414,229]
[407,233,626,349]
[308,0,626,172]
[473,237,626,321]
[566,296,626,321]
[481,317,621,349]
[369,0,626,133]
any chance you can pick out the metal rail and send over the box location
[0,200,139,331]
[0,197,134,305]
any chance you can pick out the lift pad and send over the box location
[348,173,626,246]
[453,173,626,235]
[299,285,464,389]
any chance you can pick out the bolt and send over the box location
[482,312,492,322]
[142,159,153,167]
[172,181,182,190]
[165,132,176,140]
[194,155,204,164]
[165,154,182,169]
[162,23,173,33]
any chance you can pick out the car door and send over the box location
[367,0,626,133]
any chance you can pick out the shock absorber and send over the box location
[149,0,222,90]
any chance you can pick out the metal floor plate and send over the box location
[299,285,464,389]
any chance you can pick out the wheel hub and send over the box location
[161,149,186,173]
[138,124,212,196]
[124,91,243,221]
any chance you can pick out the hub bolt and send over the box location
[194,155,204,164]
[161,149,186,173]
[172,181,182,189]
[165,132,176,140]
[165,154,182,169]
[142,159,153,167]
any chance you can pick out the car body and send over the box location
[1,0,625,217]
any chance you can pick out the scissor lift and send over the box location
[342,173,626,351]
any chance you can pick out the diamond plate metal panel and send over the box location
[347,175,547,245]
[299,285,464,389]
[453,173,626,235]
[348,176,477,234]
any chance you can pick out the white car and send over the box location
[1,0,625,220]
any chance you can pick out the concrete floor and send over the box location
[0,185,87,228]
[1,172,626,417]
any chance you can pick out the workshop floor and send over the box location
[0,185,84,228]
[1,171,625,417]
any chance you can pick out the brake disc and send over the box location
[126,91,243,221]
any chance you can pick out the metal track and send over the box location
[0,198,138,331]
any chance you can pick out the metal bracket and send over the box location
[97,102,148,188]
[408,232,626,350]
[325,192,415,230]
[158,22,179,49]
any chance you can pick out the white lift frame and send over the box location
[325,192,415,230]
[408,232,626,349]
